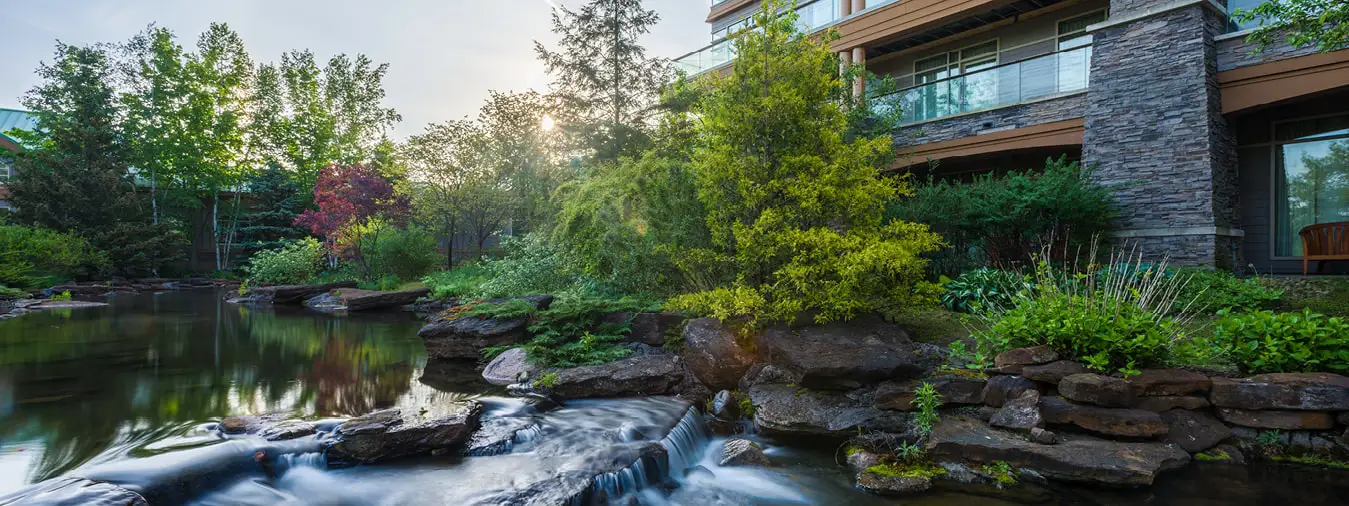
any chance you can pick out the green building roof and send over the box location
[0,108,37,149]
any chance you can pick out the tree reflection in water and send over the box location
[0,291,432,487]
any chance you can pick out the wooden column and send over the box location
[852,47,867,102]
[852,0,866,14]
[838,0,852,17]
[839,50,852,78]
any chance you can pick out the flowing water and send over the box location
[3,291,1349,505]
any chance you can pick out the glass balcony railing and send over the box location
[873,45,1093,125]
[676,0,840,76]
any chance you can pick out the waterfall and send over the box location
[661,407,711,474]
[571,407,712,505]
[275,452,327,473]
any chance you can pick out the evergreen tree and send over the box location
[535,0,668,162]
[235,164,306,255]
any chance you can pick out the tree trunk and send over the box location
[213,187,221,272]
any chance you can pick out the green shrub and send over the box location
[941,268,1026,313]
[0,225,106,288]
[477,295,661,367]
[887,156,1115,274]
[372,225,441,282]
[422,264,492,300]
[1212,309,1349,374]
[94,222,187,278]
[0,285,29,299]
[1173,267,1282,314]
[478,234,576,298]
[912,382,942,437]
[50,291,72,301]
[245,238,324,285]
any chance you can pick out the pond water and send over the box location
[3,290,1349,505]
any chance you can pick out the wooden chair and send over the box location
[1299,222,1349,274]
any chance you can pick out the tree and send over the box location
[294,164,410,276]
[235,164,306,255]
[476,91,561,235]
[535,0,669,162]
[667,1,943,326]
[1235,0,1347,53]
[401,120,489,266]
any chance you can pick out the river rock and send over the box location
[720,438,769,467]
[856,470,932,496]
[738,364,801,390]
[1161,409,1230,453]
[1210,373,1349,411]
[1021,360,1088,384]
[927,417,1190,486]
[874,380,918,411]
[1135,396,1211,413]
[1214,407,1336,430]
[758,315,929,390]
[994,346,1059,368]
[1128,369,1211,397]
[477,442,667,506]
[928,373,987,405]
[982,375,1038,408]
[1059,373,1135,408]
[547,354,688,399]
[710,390,740,420]
[231,280,358,305]
[682,318,756,390]
[1030,427,1059,445]
[418,316,530,361]
[217,414,317,441]
[990,390,1043,431]
[0,477,148,506]
[306,287,431,312]
[482,348,537,386]
[749,384,909,436]
[601,311,685,347]
[1039,396,1169,438]
[847,448,885,473]
[328,401,483,465]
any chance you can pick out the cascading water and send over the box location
[275,451,327,473]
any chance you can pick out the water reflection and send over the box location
[0,291,429,490]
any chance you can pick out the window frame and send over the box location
[1267,112,1349,259]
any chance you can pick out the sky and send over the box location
[1,0,710,139]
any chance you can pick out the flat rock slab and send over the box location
[218,414,317,441]
[1215,407,1336,430]
[1040,396,1169,438]
[482,347,537,386]
[928,373,987,405]
[307,288,431,311]
[1135,396,1211,413]
[982,375,1038,408]
[1060,373,1135,408]
[857,471,932,496]
[1210,373,1349,411]
[994,346,1059,368]
[31,300,109,310]
[758,315,930,389]
[418,316,530,360]
[1161,409,1230,453]
[328,401,483,465]
[547,354,688,399]
[1022,360,1088,384]
[990,390,1043,430]
[927,417,1190,486]
[750,384,910,436]
[1128,369,1211,397]
[230,281,358,305]
[682,317,755,390]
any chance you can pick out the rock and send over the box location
[1021,360,1088,384]
[749,384,910,436]
[602,311,685,347]
[1135,396,1211,413]
[1339,412,1349,426]
[710,390,740,420]
[1197,443,1247,464]
[738,364,800,390]
[220,416,251,434]
[217,414,316,441]
[846,448,884,473]
[328,401,483,465]
[983,364,1024,375]
[874,380,917,411]
[720,438,769,466]
[1039,396,1169,438]
[306,288,431,312]
[759,315,928,390]
[1059,374,1135,408]
[232,281,358,305]
[1214,407,1335,430]
[990,390,1043,431]
[982,375,1038,408]
[0,477,148,506]
[1160,409,1230,453]
[547,354,688,399]
[856,470,932,496]
[927,417,1190,486]
[482,348,537,386]
[994,346,1059,368]
[1029,427,1059,445]
[1128,369,1211,397]
[928,373,987,405]
[465,416,541,456]
[418,316,530,361]
[1210,373,1349,411]
[681,318,756,390]
[476,443,667,506]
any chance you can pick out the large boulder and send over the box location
[1127,369,1211,397]
[546,354,688,399]
[720,438,770,467]
[482,348,537,386]
[982,375,1038,408]
[1160,409,1230,453]
[1059,374,1135,408]
[927,417,1190,486]
[1214,407,1336,430]
[231,281,358,305]
[328,401,483,465]
[602,312,686,347]
[758,315,930,390]
[1039,396,1169,438]
[928,373,987,405]
[476,443,668,506]
[306,288,431,312]
[418,316,530,360]
[748,384,909,436]
[856,470,932,496]
[0,477,148,506]
[1209,373,1349,411]
[681,318,756,390]
[990,390,1043,431]
[874,380,918,411]
[1021,360,1088,384]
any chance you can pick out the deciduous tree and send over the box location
[1235,0,1347,53]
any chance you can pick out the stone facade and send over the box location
[1217,33,1324,72]
[894,93,1087,150]
[1081,0,1241,267]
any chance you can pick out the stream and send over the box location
[2,290,1349,505]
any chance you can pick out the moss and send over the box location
[1195,449,1232,462]
[885,307,978,345]
[736,393,755,418]
[845,445,863,457]
[979,460,1017,486]
[532,372,559,389]
[1270,277,1349,318]
[865,462,947,479]
[1271,454,1349,470]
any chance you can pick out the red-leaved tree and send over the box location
[295,163,411,274]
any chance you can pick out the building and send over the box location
[677,0,1349,274]
[0,109,37,212]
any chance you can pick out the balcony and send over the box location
[678,0,842,75]
[874,45,1093,125]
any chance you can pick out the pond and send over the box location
[2,290,1349,505]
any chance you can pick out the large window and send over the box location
[0,157,11,182]
[1057,11,1106,91]
[1274,114,1349,256]
[911,40,999,121]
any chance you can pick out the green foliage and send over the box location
[422,264,492,300]
[533,372,560,389]
[1257,430,1283,447]
[980,461,1018,486]
[736,393,756,419]
[1196,449,1233,462]
[941,268,1026,314]
[666,0,943,328]
[1233,0,1348,53]
[865,459,946,479]
[895,440,925,462]
[0,285,28,299]
[461,299,540,320]
[245,238,324,285]
[1211,309,1349,374]
[887,156,1115,274]
[371,225,440,282]
[475,295,660,367]
[0,225,106,288]
[50,291,73,302]
[1271,454,1349,470]
[1172,267,1282,314]
[912,382,942,437]
[94,222,188,278]
[236,165,307,254]
[478,234,577,298]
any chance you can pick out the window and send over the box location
[1226,0,1264,32]
[911,40,999,121]
[1273,114,1349,256]
[0,158,11,181]
[1056,11,1106,91]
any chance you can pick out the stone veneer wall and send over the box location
[893,93,1087,150]
[1216,33,1324,72]
[1081,0,1241,268]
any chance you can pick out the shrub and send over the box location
[245,238,324,285]
[887,156,1115,274]
[0,285,29,299]
[51,291,72,301]
[0,225,106,288]
[372,225,441,281]
[1212,309,1349,374]
[422,264,493,300]
[941,268,1026,313]
[478,295,661,367]
[1171,267,1282,314]
[94,222,187,278]
[912,382,942,437]
[478,234,576,298]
